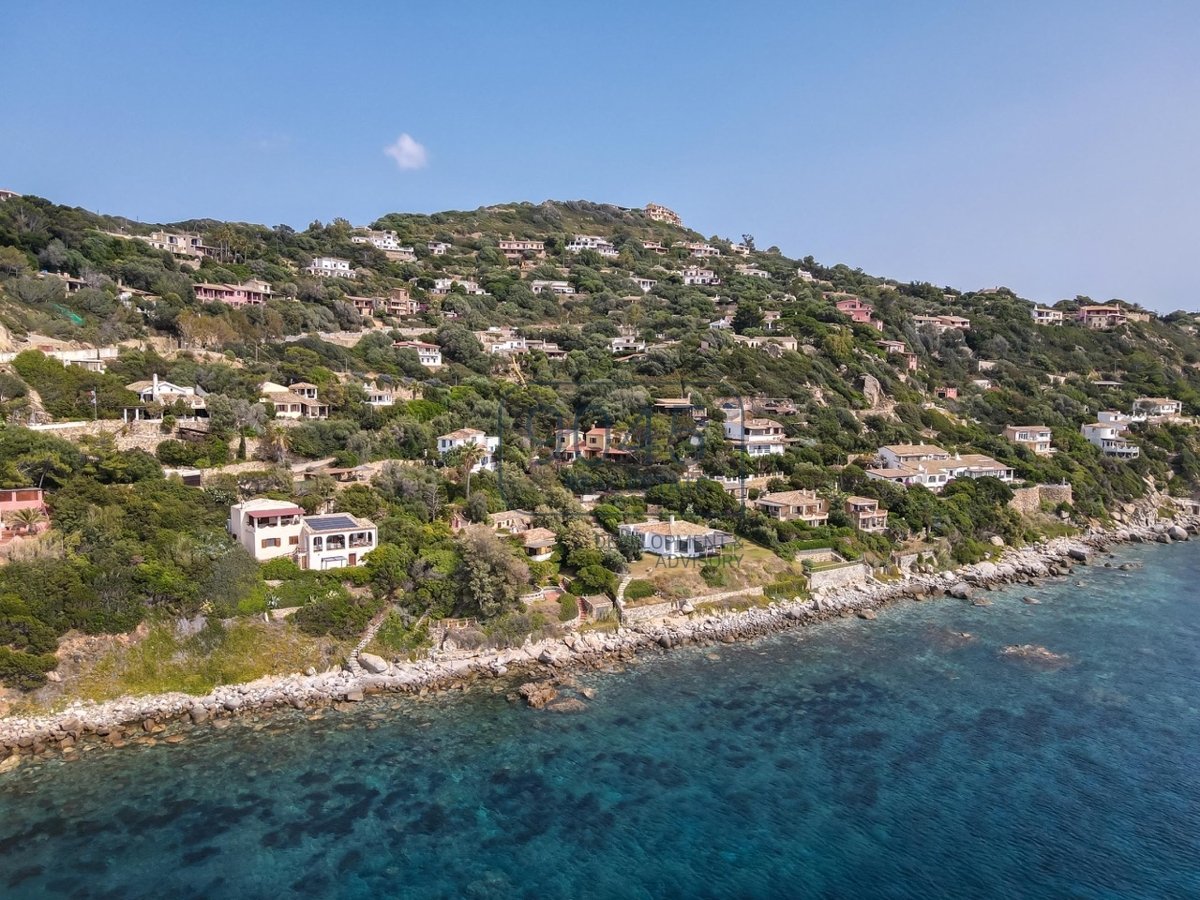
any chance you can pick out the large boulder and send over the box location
[949,582,973,600]
[859,374,884,409]
[1067,548,1090,563]
[518,682,557,710]
[1168,525,1189,541]
[358,652,389,675]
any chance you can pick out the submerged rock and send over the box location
[518,682,557,710]
[1001,644,1069,667]
[546,698,587,714]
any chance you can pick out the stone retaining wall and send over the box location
[807,562,869,592]
[620,586,765,623]
[1009,483,1074,516]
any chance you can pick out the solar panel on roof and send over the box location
[305,515,358,531]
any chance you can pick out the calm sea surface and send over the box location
[2,542,1199,899]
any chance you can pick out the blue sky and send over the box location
[5,1,1199,310]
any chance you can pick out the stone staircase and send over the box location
[346,604,395,675]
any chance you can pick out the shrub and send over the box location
[0,614,59,654]
[764,575,808,600]
[571,564,617,598]
[624,579,655,601]
[558,593,579,622]
[261,557,302,580]
[373,612,431,656]
[700,560,727,587]
[295,587,383,640]
[340,565,374,588]
[0,647,57,690]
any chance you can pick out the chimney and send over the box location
[152,372,159,399]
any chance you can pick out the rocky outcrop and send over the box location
[1,506,1197,767]
[518,682,557,709]
[357,653,390,675]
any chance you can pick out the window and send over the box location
[261,538,280,549]
[289,536,299,546]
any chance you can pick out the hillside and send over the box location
[0,189,1197,699]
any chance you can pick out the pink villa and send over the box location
[0,488,49,540]
[835,297,883,331]
[193,278,274,307]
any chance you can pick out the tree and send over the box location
[0,246,29,276]
[8,507,44,535]
[365,543,412,599]
[453,526,529,619]
[19,450,72,489]
[255,426,289,463]
[445,442,486,499]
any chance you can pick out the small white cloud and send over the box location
[384,133,428,170]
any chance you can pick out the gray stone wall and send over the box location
[1009,483,1074,516]
[807,562,868,592]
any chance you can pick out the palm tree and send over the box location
[256,425,289,463]
[445,443,487,500]
[9,507,45,535]
[459,443,486,500]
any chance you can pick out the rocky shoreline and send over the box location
[2,505,1197,773]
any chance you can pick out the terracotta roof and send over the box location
[882,444,946,456]
[628,519,719,537]
[246,504,304,518]
[440,428,486,441]
[522,527,558,549]
[756,490,824,507]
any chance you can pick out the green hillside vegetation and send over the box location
[0,192,1196,694]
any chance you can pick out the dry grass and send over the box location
[69,620,347,703]
[632,542,801,601]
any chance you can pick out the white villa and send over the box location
[865,444,1014,492]
[735,264,771,279]
[530,280,576,296]
[298,513,378,570]
[125,374,205,414]
[675,241,721,258]
[724,415,787,456]
[393,340,443,368]
[363,382,398,407]
[1081,422,1140,458]
[351,230,415,260]
[682,267,720,286]
[610,336,647,354]
[438,428,500,471]
[228,499,305,561]
[432,277,487,295]
[1032,307,1064,325]
[566,235,618,257]
[618,517,736,559]
[1132,397,1183,419]
[305,256,355,279]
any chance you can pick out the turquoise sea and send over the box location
[2,542,1200,899]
